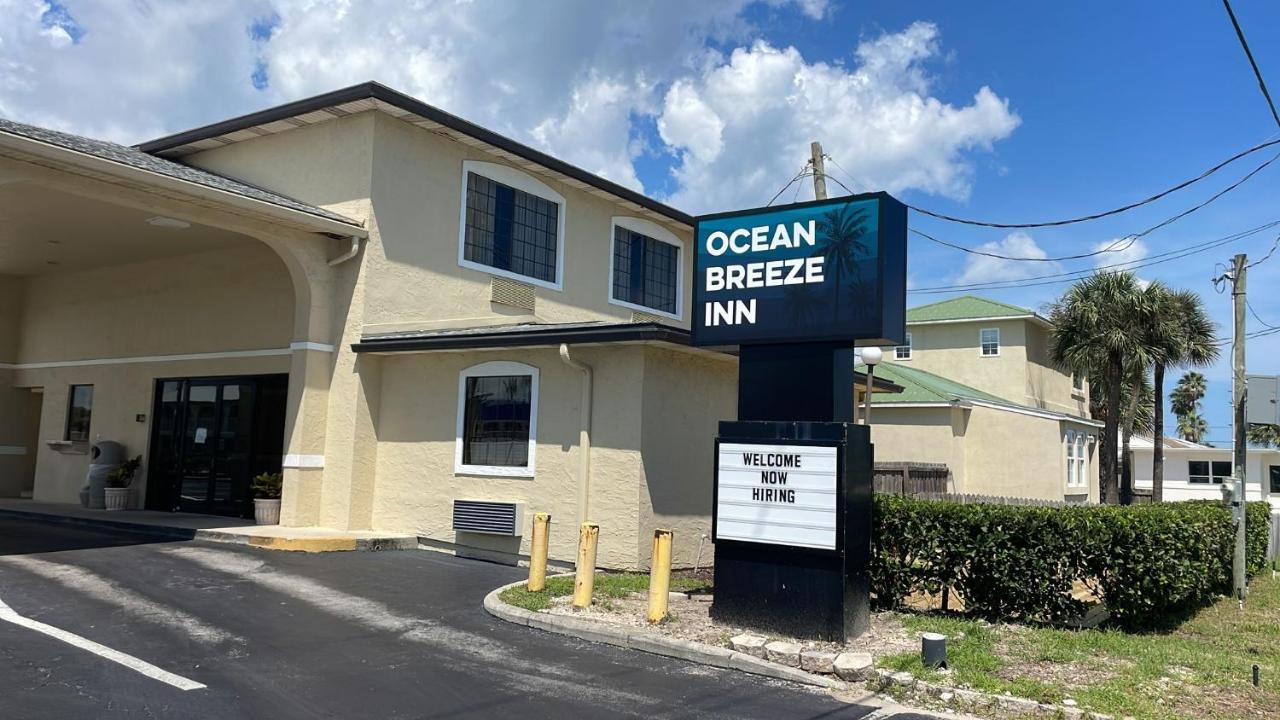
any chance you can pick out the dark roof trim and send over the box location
[352,322,693,353]
[138,82,693,227]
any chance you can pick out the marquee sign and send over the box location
[692,192,907,347]
[715,441,839,550]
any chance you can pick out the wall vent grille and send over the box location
[452,499,525,536]
[490,277,536,311]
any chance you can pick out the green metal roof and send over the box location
[857,362,1009,405]
[906,295,1035,323]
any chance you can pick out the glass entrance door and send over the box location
[147,375,287,517]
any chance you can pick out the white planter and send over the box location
[104,487,130,511]
[254,498,281,526]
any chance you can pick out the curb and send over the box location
[0,507,416,553]
[482,579,845,690]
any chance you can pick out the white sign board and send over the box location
[715,442,838,550]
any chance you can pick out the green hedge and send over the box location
[871,496,1272,627]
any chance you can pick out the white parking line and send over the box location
[0,556,242,646]
[0,598,206,691]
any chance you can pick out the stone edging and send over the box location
[871,668,1113,720]
[484,578,1117,720]
[482,579,843,690]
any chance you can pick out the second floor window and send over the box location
[1072,372,1084,392]
[66,384,94,442]
[461,165,562,287]
[980,327,1000,356]
[611,222,679,316]
[895,332,912,360]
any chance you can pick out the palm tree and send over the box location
[1049,271,1153,504]
[1142,288,1219,501]
[1247,423,1280,448]
[1177,412,1208,445]
[816,206,869,325]
[1171,371,1208,441]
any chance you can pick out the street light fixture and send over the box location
[861,347,882,425]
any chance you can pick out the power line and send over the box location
[1247,299,1280,330]
[765,164,812,207]
[1222,0,1280,129]
[825,149,1280,263]
[910,226,1278,295]
[1245,235,1280,269]
[903,137,1280,228]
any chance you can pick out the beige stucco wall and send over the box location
[372,345,651,569]
[896,318,1089,419]
[897,319,1029,404]
[0,278,36,496]
[867,404,1099,502]
[9,244,295,504]
[363,113,693,335]
[638,346,737,569]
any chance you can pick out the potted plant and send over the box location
[104,455,141,511]
[252,471,283,525]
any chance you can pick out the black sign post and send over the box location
[694,191,907,641]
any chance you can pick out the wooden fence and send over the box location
[872,463,950,495]
[910,492,1073,508]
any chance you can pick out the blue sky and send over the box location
[4,0,1279,443]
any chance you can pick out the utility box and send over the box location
[1246,374,1280,426]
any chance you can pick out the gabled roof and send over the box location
[0,117,362,233]
[907,295,1048,325]
[858,362,1008,405]
[861,361,1103,426]
[137,82,692,227]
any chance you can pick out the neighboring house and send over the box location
[1130,436,1280,509]
[0,82,907,570]
[863,296,1102,502]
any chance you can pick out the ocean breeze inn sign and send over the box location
[692,192,907,348]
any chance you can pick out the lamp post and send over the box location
[861,347,882,425]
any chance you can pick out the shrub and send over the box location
[871,496,1272,628]
[252,472,284,500]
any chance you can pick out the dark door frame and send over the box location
[145,374,288,517]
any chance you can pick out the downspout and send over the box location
[328,235,362,266]
[559,344,593,525]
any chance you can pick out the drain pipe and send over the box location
[559,343,593,525]
[328,235,362,266]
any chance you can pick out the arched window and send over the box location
[609,216,684,319]
[455,361,539,477]
[458,161,566,290]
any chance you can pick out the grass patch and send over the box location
[499,572,712,612]
[878,574,1280,719]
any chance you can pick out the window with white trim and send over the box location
[980,327,1000,356]
[1188,460,1232,484]
[459,162,564,288]
[895,332,912,360]
[1066,431,1088,488]
[1072,372,1084,393]
[610,217,682,318]
[455,362,539,477]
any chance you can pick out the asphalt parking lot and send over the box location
[0,516,943,719]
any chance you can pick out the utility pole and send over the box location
[810,141,828,200]
[1230,253,1248,601]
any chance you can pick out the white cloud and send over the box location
[0,4,1019,216]
[954,231,1059,286]
[656,22,1020,212]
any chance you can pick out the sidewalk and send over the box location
[0,499,417,552]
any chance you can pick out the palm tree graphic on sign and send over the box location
[816,205,870,324]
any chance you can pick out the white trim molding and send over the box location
[0,348,293,370]
[289,341,335,353]
[455,360,539,478]
[607,215,684,321]
[457,160,566,292]
[0,445,28,456]
[282,454,325,469]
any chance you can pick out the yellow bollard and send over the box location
[527,512,551,592]
[572,522,599,609]
[647,529,673,623]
